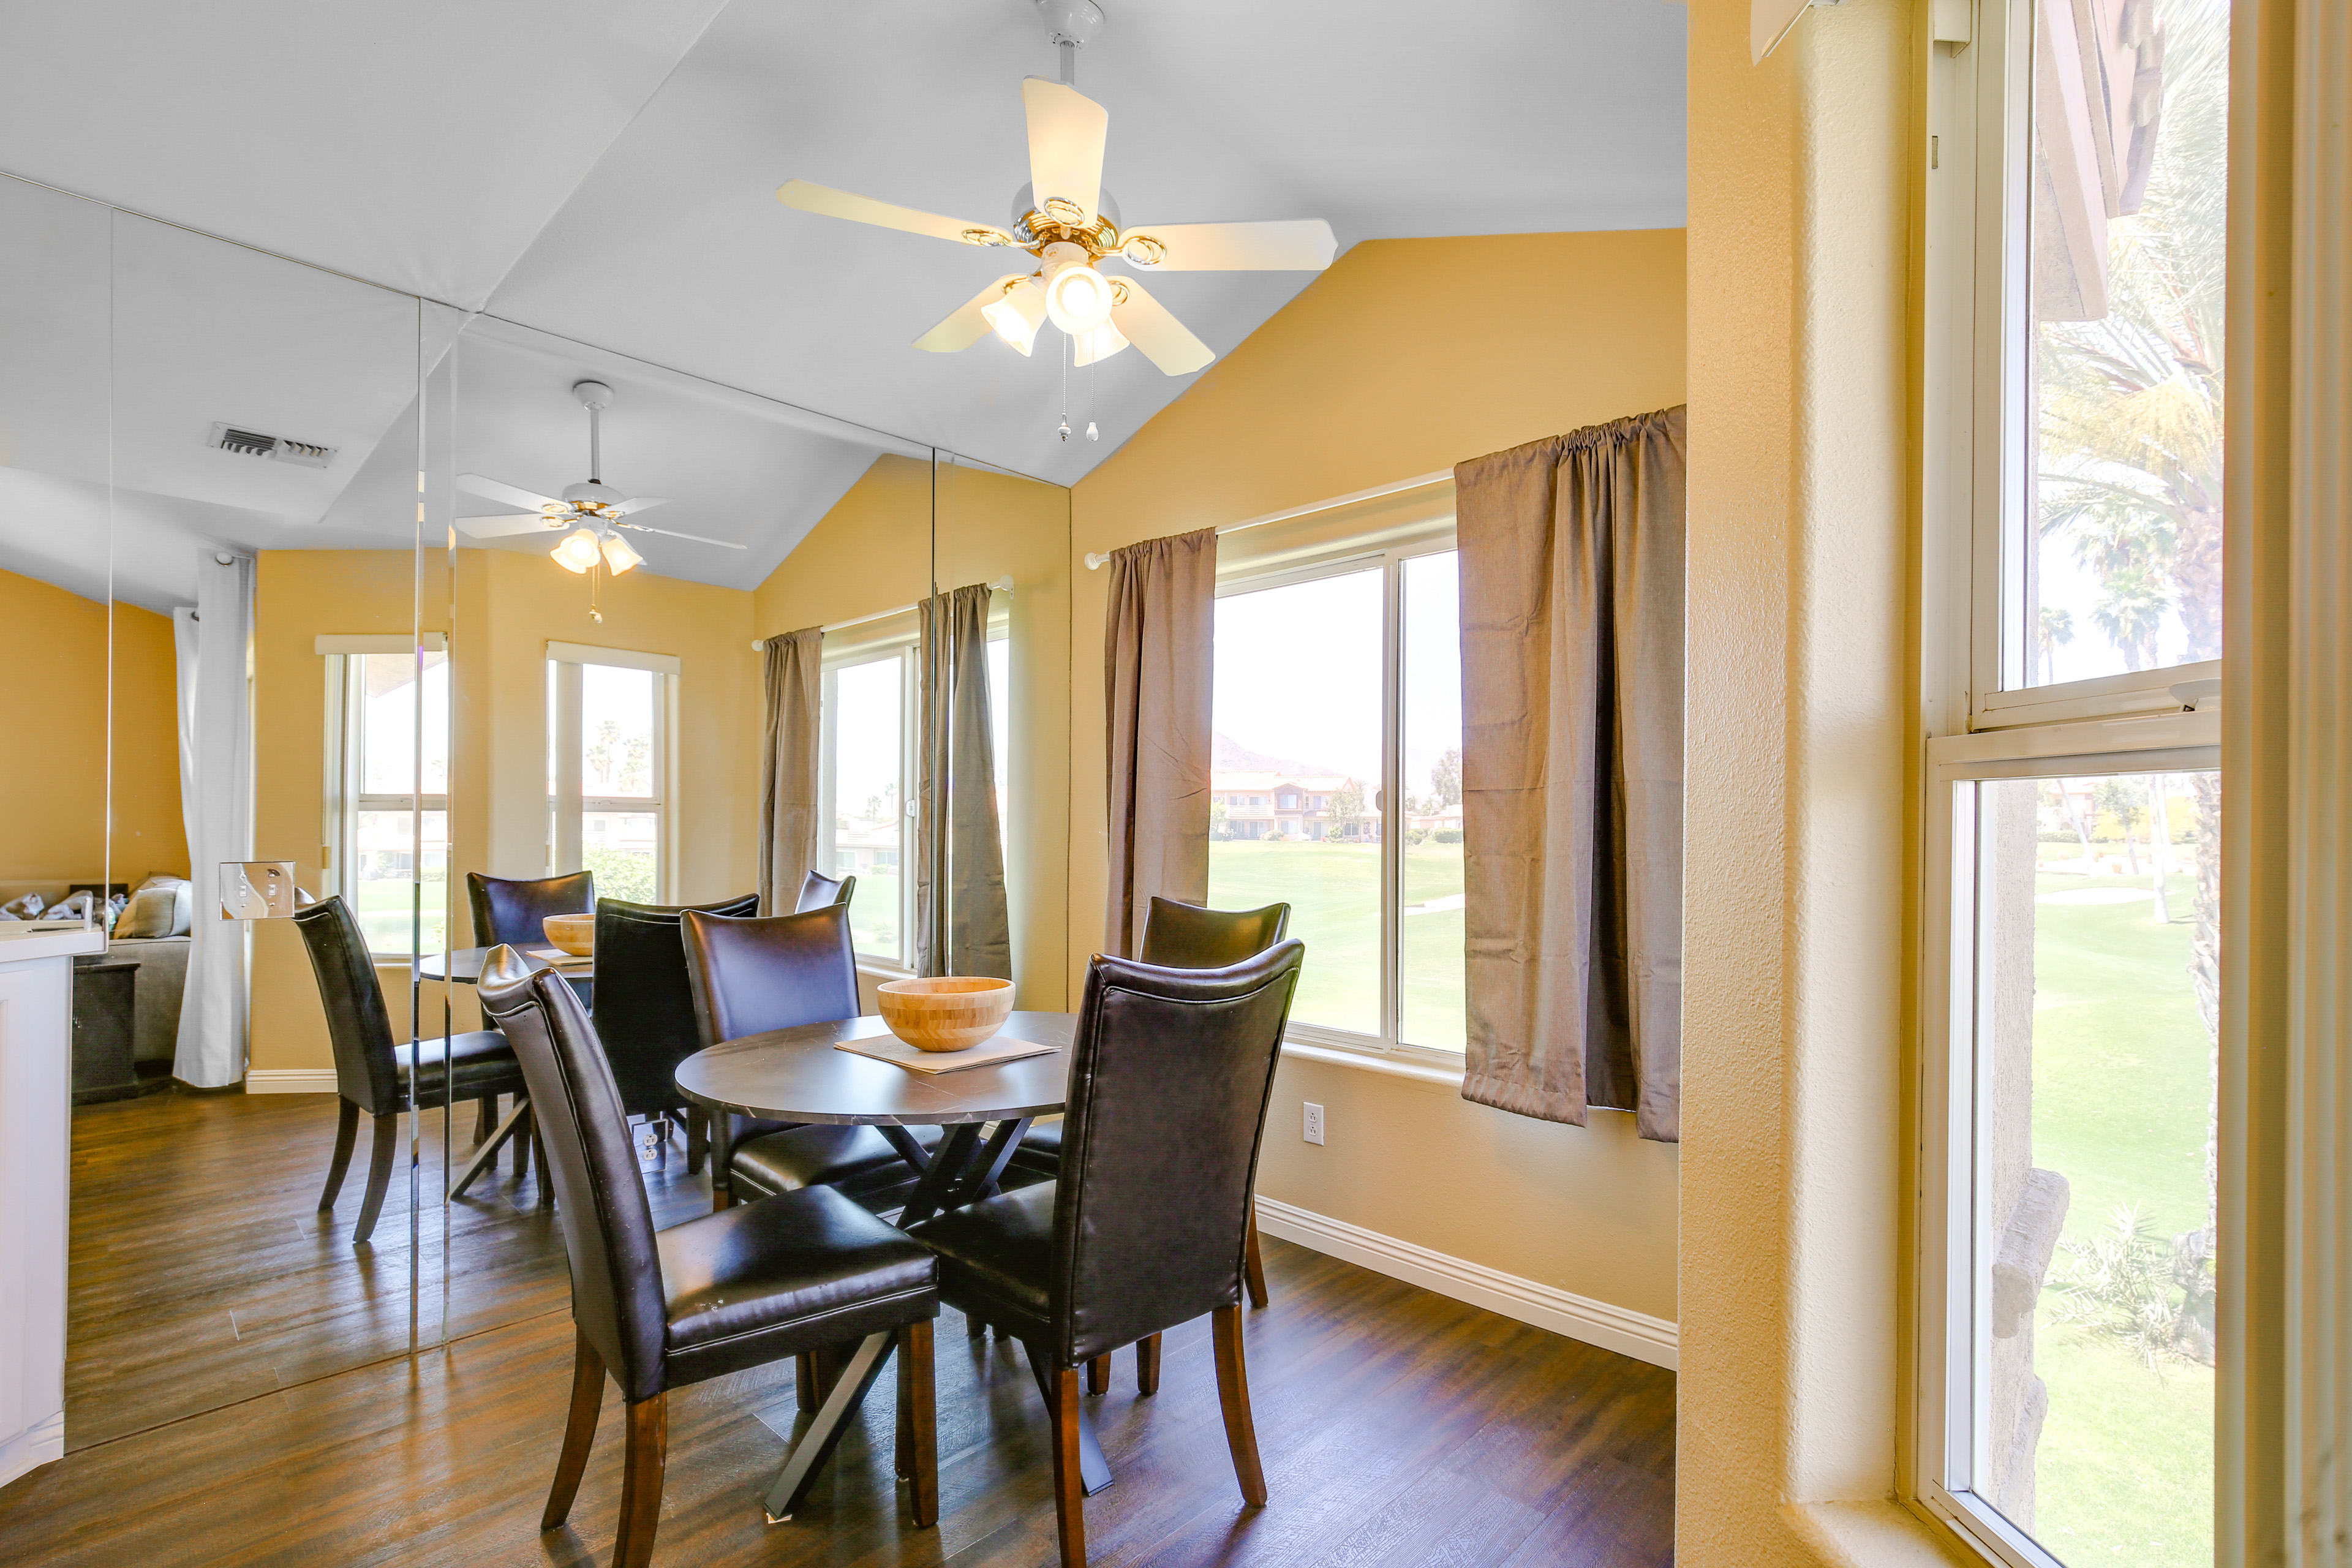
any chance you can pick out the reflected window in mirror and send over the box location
[823,647,910,968]
[324,649,450,958]
[547,650,671,904]
[988,628,1011,866]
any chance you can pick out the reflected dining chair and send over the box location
[592,893,759,1174]
[678,904,943,1217]
[477,948,941,1567]
[1016,895,1291,1313]
[793,868,857,912]
[291,895,530,1245]
[467,869,596,948]
[907,940,1305,1568]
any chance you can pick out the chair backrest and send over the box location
[592,894,760,1116]
[289,896,401,1114]
[1139,896,1292,970]
[794,868,857,913]
[680,903,861,1048]
[467,870,596,948]
[477,948,669,1404]
[1052,941,1304,1363]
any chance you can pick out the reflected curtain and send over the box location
[914,584,1011,978]
[1456,407,1686,1141]
[173,551,254,1088]
[758,627,823,916]
[1102,527,1217,959]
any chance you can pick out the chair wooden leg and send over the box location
[352,1112,399,1246]
[1086,1354,1110,1396]
[710,1112,736,1211]
[1244,1215,1270,1310]
[1136,1333,1162,1396]
[317,1099,360,1212]
[614,1393,666,1568]
[965,1312,987,1341]
[531,1121,554,1209]
[684,1107,707,1175]
[473,1093,497,1146]
[1211,1304,1268,1507]
[1046,1363,1087,1568]
[514,1104,533,1177]
[900,1320,937,1526]
[543,1330,605,1531]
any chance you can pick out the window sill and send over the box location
[1278,1036,1465,1088]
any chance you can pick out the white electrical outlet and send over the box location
[1302,1102,1325,1145]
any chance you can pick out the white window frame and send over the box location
[819,641,917,973]
[1913,0,2231,1557]
[1214,529,1463,1069]
[545,643,676,905]
[318,635,449,960]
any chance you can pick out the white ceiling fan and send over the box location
[774,0,1335,379]
[456,380,745,578]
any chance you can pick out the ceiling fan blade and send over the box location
[613,520,748,549]
[914,274,1030,353]
[456,514,565,539]
[458,473,563,511]
[1022,78,1108,226]
[1107,277,1215,375]
[775,179,1014,248]
[1115,219,1338,271]
[609,496,669,516]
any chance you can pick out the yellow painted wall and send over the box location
[754,454,1073,1012]
[1065,230,1689,1327]
[0,566,184,894]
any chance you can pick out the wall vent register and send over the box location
[206,421,336,468]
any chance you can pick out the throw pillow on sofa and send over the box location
[115,885,183,940]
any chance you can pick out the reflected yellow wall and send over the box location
[0,566,184,895]
[754,453,1073,1011]
[1066,230,1688,1326]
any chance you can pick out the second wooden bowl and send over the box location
[875,976,1016,1052]
[541,913,595,957]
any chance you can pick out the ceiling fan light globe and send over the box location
[552,527,602,574]
[599,533,645,575]
[1072,320,1129,366]
[981,280,1048,355]
[1044,262,1114,334]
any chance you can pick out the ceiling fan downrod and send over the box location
[1036,0,1102,85]
[574,380,614,484]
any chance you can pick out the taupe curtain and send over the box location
[914,584,1011,978]
[1102,527,1218,958]
[1456,406,1686,1141]
[757,627,823,916]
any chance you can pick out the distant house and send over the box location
[1210,770,1378,842]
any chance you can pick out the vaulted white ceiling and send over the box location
[0,0,1686,608]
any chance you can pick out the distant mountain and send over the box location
[1211,732,1346,777]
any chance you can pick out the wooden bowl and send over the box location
[875,976,1015,1053]
[541,913,595,957]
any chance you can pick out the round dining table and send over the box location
[673,1008,1116,1498]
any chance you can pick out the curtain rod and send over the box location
[1080,467,1455,570]
[751,576,1013,650]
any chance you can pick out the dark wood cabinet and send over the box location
[71,957,142,1105]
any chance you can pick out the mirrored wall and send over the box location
[4,168,1070,1447]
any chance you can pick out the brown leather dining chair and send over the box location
[678,903,946,1216]
[592,894,760,1173]
[793,868,856,911]
[1015,894,1292,1313]
[290,895,529,1245]
[907,940,1305,1568]
[477,948,941,1568]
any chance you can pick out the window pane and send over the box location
[358,651,447,796]
[831,655,903,962]
[2023,0,2226,687]
[1400,552,1465,1050]
[353,809,448,956]
[581,665,657,798]
[1967,770,2217,1566]
[1210,568,1384,1036]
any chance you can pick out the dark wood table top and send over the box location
[674,1011,1077,1127]
[417,946,589,986]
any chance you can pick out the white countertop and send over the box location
[0,925,108,962]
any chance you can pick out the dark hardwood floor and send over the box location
[1,1087,1675,1567]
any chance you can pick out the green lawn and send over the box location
[1205,839,1464,1049]
[355,875,447,954]
[2027,869,2213,1567]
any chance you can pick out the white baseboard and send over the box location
[0,1409,64,1491]
[1253,1195,1679,1370]
[244,1068,339,1095]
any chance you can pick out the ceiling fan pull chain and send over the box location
[1058,330,1072,442]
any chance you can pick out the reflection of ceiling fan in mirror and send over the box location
[456,380,745,592]
[774,0,1335,385]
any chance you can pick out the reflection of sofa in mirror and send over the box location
[6,876,196,1068]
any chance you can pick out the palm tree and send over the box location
[2038,606,2076,684]
[2091,565,2172,671]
